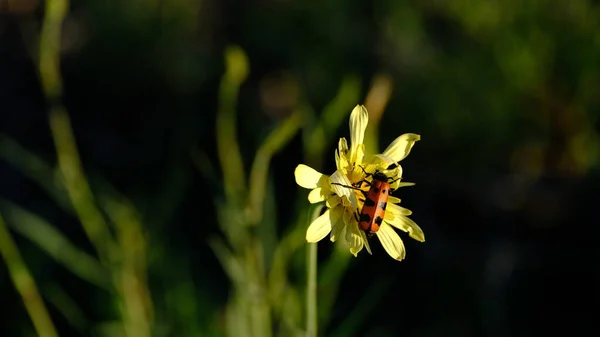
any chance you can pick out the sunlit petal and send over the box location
[330,170,358,209]
[388,196,401,204]
[361,163,378,175]
[295,164,328,189]
[349,160,367,183]
[362,156,403,180]
[338,137,349,156]
[377,223,406,261]
[335,138,350,172]
[306,210,332,242]
[345,221,364,256]
[308,188,327,203]
[342,205,355,225]
[354,143,365,166]
[328,206,343,227]
[329,206,346,242]
[381,133,420,162]
[373,154,398,167]
[335,150,342,171]
[385,215,425,242]
[349,105,369,163]
[387,164,403,180]
[330,170,352,194]
[326,195,341,208]
[360,230,372,255]
[388,203,412,216]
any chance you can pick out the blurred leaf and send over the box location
[0,200,110,290]
[94,321,126,337]
[0,214,59,337]
[305,75,362,164]
[98,195,146,265]
[318,243,352,331]
[276,286,304,337]
[43,284,89,333]
[225,295,251,337]
[256,176,277,274]
[247,108,304,225]
[208,236,246,287]
[216,204,248,255]
[267,223,305,312]
[98,194,154,335]
[49,108,117,265]
[0,135,72,213]
[320,74,362,135]
[225,45,250,85]
[364,74,394,155]
[161,264,204,337]
[217,46,248,203]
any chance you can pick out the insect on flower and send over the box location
[332,163,401,236]
[295,105,424,261]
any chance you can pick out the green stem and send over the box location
[306,242,317,337]
[0,215,59,337]
[306,205,322,337]
[216,46,248,203]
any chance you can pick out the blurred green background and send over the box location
[1,0,599,336]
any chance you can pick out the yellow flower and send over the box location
[294,165,369,256]
[295,105,424,261]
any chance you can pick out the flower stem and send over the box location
[306,205,322,337]
[306,242,317,337]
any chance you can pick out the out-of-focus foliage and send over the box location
[1,0,599,336]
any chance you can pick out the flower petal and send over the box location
[385,215,425,242]
[326,195,341,208]
[354,143,366,166]
[335,138,350,172]
[338,137,349,156]
[388,196,401,204]
[360,230,372,255]
[349,105,369,164]
[377,223,406,261]
[345,222,365,257]
[330,170,358,209]
[381,133,421,162]
[306,210,333,242]
[365,155,404,179]
[342,205,355,225]
[295,164,327,189]
[387,203,412,216]
[329,206,343,226]
[349,157,368,182]
[372,154,398,167]
[329,206,346,242]
[308,188,326,203]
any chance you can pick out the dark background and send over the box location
[1,0,600,336]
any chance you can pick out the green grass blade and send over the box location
[0,135,73,213]
[43,284,90,333]
[1,200,110,289]
[0,214,59,337]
